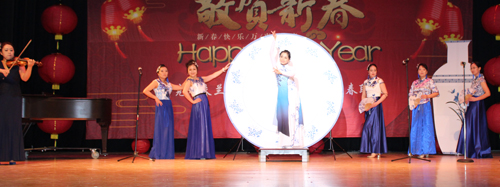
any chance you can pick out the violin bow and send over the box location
[8,39,32,71]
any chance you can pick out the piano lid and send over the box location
[22,95,112,121]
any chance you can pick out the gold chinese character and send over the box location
[317,0,364,30]
[246,0,268,30]
[196,0,242,30]
[268,0,315,32]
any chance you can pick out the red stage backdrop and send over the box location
[86,0,472,139]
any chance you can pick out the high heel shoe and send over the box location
[367,153,380,158]
[417,154,430,158]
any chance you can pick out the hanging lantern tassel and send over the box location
[137,25,153,42]
[410,38,427,60]
[117,0,153,42]
[102,0,128,58]
[114,42,127,59]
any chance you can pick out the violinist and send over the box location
[0,42,35,165]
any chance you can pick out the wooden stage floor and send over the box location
[1,152,499,186]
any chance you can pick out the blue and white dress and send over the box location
[149,78,175,159]
[408,78,439,155]
[360,77,387,154]
[456,74,492,158]
[185,77,216,159]
[271,40,304,148]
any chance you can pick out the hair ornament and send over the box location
[156,64,166,73]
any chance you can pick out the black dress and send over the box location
[0,65,25,161]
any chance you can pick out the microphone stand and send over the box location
[457,62,473,163]
[118,67,155,163]
[392,58,430,163]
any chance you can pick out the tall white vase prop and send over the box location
[432,40,472,154]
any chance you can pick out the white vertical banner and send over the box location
[433,40,472,154]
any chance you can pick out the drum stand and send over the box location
[311,131,352,161]
[223,137,245,160]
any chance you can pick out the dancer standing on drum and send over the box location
[360,64,388,158]
[270,31,304,148]
[456,62,492,158]
[182,60,230,159]
[409,64,439,158]
[143,64,183,159]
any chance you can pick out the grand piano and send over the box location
[22,95,112,154]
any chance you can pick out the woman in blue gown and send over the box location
[456,62,492,158]
[182,60,230,159]
[0,42,35,165]
[408,64,439,158]
[143,64,183,159]
[270,31,304,148]
[360,64,388,158]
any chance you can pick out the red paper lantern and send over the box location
[132,139,151,153]
[481,4,500,40]
[38,53,75,90]
[101,0,128,58]
[117,0,153,41]
[483,56,500,86]
[41,4,78,40]
[438,2,464,45]
[487,104,500,134]
[308,141,325,154]
[117,0,146,24]
[37,120,73,143]
[416,0,447,36]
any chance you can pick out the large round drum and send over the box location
[224,33,344,148]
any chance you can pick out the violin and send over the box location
[4,57,42,68]
[2,39,42,70]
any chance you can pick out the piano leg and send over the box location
[98,122,110,155]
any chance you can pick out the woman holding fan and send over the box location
[408,63,439,158]
[359,64,388,158]
[456,62,492,158]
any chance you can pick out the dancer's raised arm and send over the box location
[201,63,230,83]
[270,31,279,68]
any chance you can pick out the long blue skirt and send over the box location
[409,102,436,155]
[185,94,216,159]
[360,98,387,154]
[456,100,492,158]
[276,76,289,136]
[149,100,175,159]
